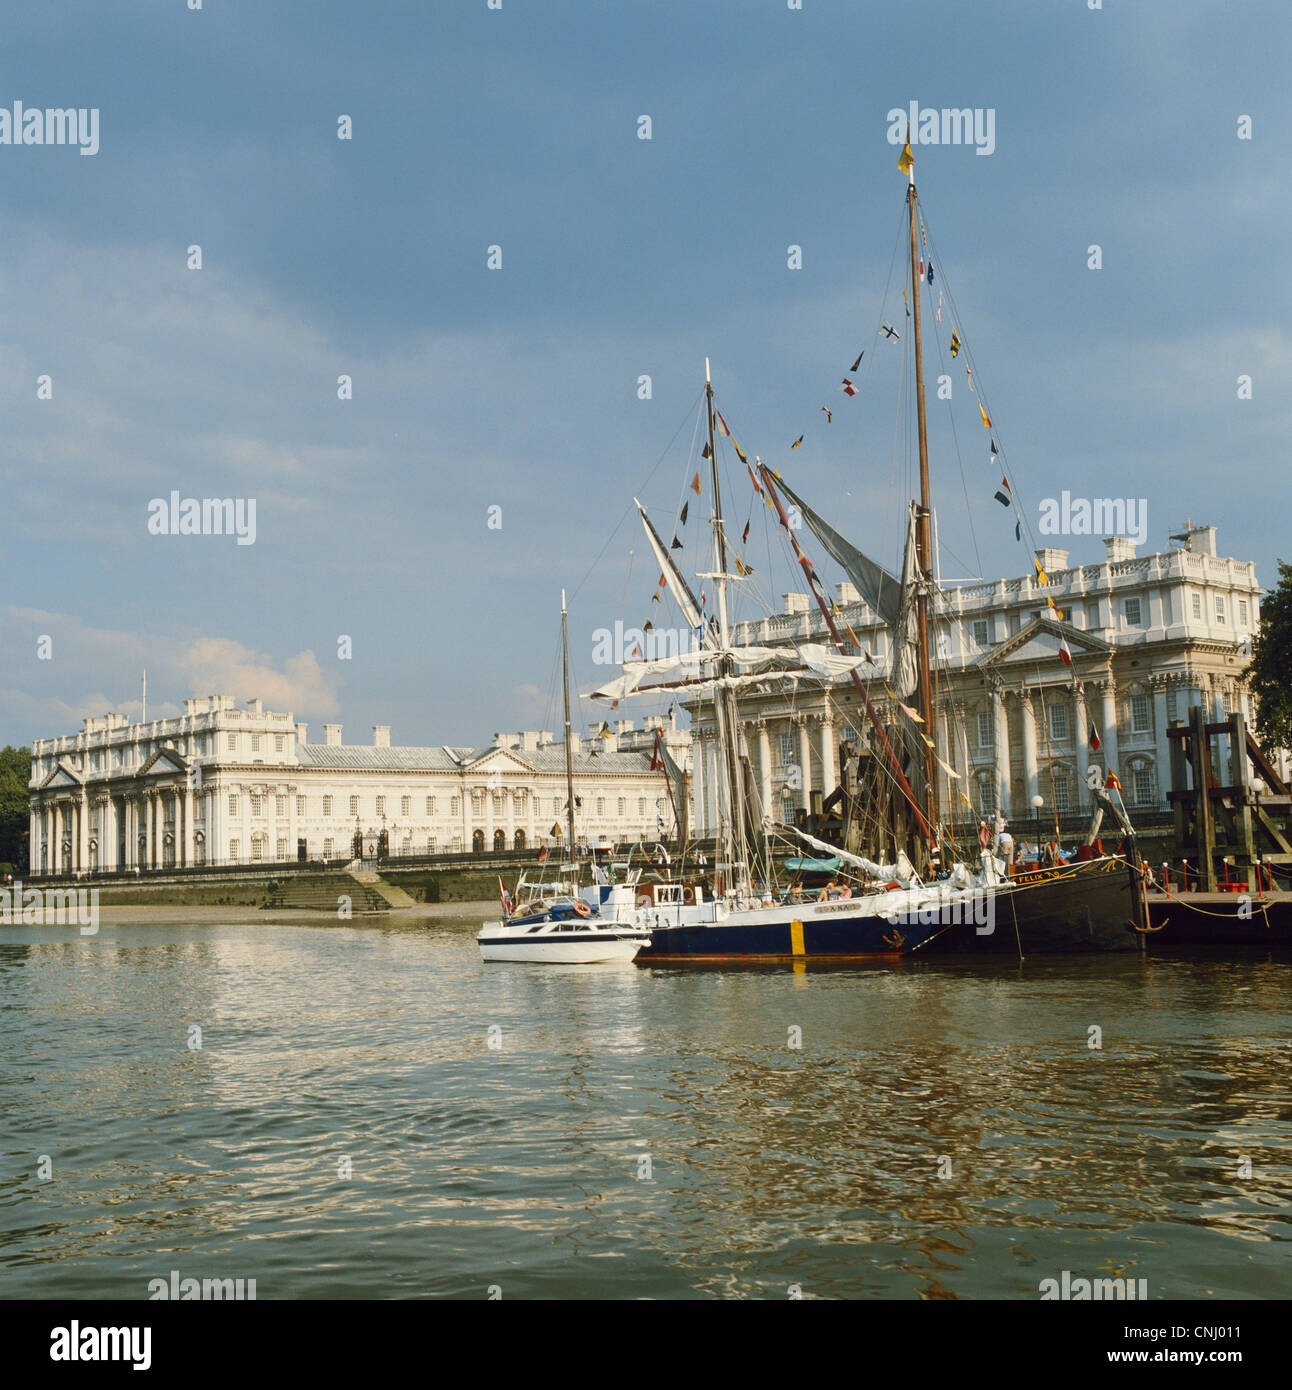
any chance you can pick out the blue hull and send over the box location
[636,911,951,961]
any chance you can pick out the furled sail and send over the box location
[635,498,704,632]
[772,473,920,697]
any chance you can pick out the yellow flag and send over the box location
[1035,558,1050,586]
[897,141,914,175]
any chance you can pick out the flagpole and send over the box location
[906,136,940,854]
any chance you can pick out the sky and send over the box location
[2,0,1288,751]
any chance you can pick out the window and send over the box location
[228,794,239,816]
[1133,766,1155,806]
[781,791,796,821]
[1048,703,1068,741]
[1053,774,1071,813]
[323,795,333,816]
[1123,597,1141,626]
[618,798,626,817]
[1131,694,1150,734]
[275,795,286,817]
[779,733,795,765]
[972,619,989,649]
[324,838,334,857]
[596,798,605,816]
[227,733,237,752]
[251,838,263,861]
[1190,592,1202,619]
[1238,599,1249,625]
[250,795,262,817]
[275,735,284,753]
[276,838,287,860]
[376,795,386,815]
[229,839,239,860]
[426,797,435,815]
[977,776,996,816]
[1215,595,1226,623]
[296,796,305,816]
[977,710,994,749]
[401,796,411,816]
[451,795,461,816]
[401,836,412,855]
[250,735,260,753]
[349,795,359,817]
[426,838,436,855]
[638,799,646,816]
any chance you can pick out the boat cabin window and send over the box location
[654,884,685,905]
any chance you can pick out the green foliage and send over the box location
[0,746,31,869]
[1249,560,1292,753]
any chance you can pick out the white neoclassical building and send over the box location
[28,697,690,876]
[688,525,1270,834]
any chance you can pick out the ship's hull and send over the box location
[635,856,1144,962]
[929,855,1145,954]
[478,932,647,964]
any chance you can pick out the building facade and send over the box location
[28,697,690,876]
[689,526,1268,835]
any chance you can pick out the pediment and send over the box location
[39,762,84,790]
[977,616,1111,670]
[138,747,189,777]
[465,747,533,776]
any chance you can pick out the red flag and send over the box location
[839,378,859,396]
[498,876,513,914]
[1088,727,1101,753]
[690,472,701,495]
[1058,638,1072,667]
[1105,771,1122,791]
[537,846,549,863]
[746,462,762,496]
[715,410,731,438]
[649,731,663,772]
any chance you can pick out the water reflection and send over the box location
[0,920,1288,1298]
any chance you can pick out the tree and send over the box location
[1248,560,1292,754]
[0,746,32,870]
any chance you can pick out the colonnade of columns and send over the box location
[31,784,206,876]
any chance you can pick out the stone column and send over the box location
[797,718,812,813]
[145,793,155,868]
[79,793,90,872]
[758,724,773,824]
[1020,692,1040,809]
[29,804,38,874]
[1151,678,1171,808]
[1075,690,1090,806]
[991,688,1011,816]
[52,802,63,875]
[1100,681,1120,782]
[185,786,196,866]
[707,743,720,832]
[819,714,837,799]
[691,735,704,837]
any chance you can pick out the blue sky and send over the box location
[2,0,1288,748]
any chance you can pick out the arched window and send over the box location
[472,829,485,853]
[493,829,506,851]
[513,830,526,851]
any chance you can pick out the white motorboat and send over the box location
[477,897,650,963]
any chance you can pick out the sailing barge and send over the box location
[592,141,1148,960]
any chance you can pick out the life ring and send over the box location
[572,900,591,917]
[683,884,696,905]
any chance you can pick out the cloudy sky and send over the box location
[2,0,1287,750]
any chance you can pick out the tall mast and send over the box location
[704,359,750,896]
[907,157,939,840]
[561,590,577,860]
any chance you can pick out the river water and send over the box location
[2,911,1288,1300]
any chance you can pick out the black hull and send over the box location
[924,856,1145,954]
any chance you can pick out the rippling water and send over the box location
[2,913,1289,1299]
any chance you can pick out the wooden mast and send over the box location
[560,590,577,862]
[907,152,939,845]
[705,358,750,896]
